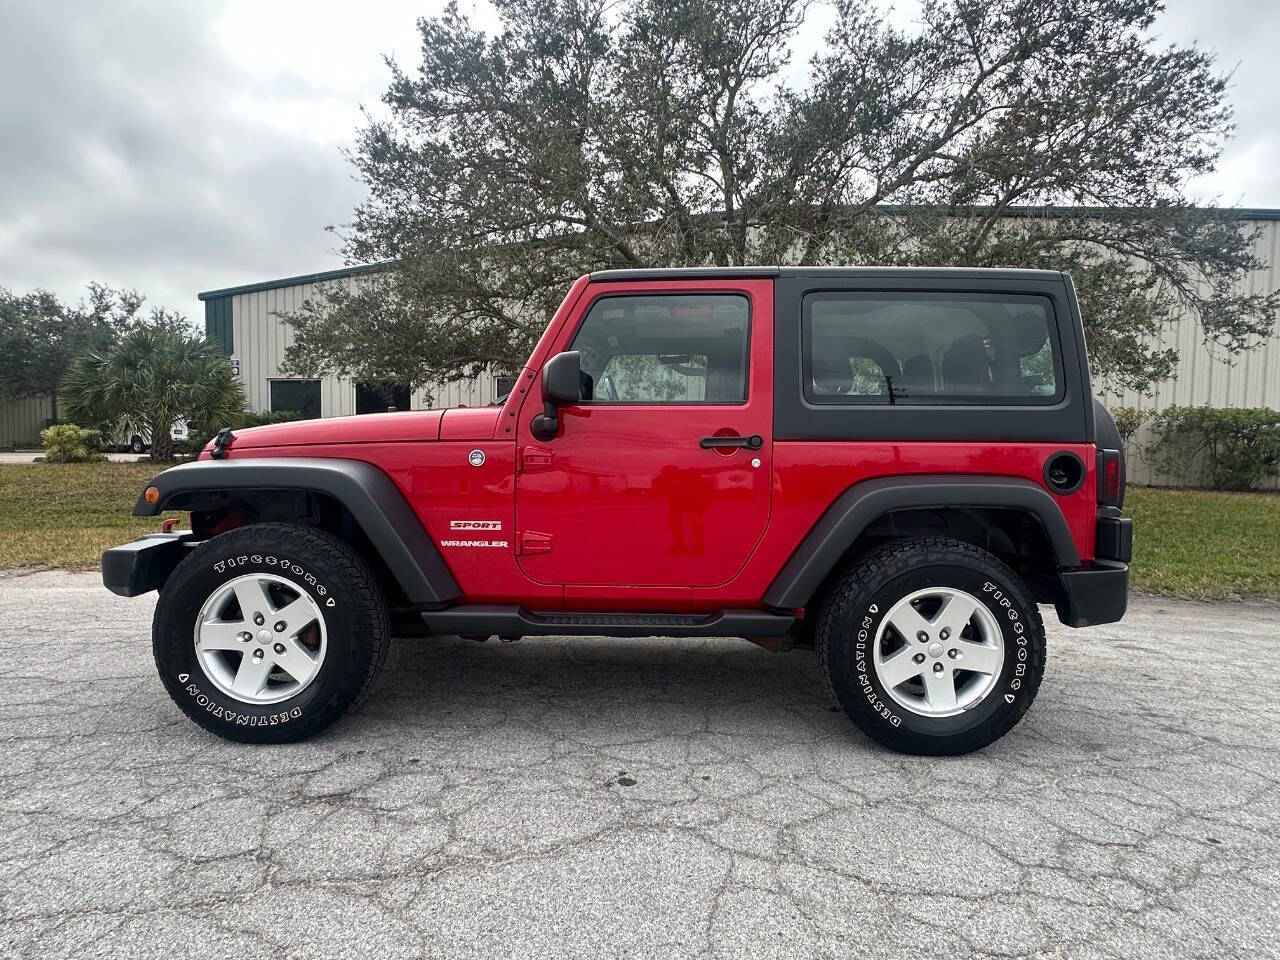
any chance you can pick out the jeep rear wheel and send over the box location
[817,537,1045,756]
[152,522,389,743]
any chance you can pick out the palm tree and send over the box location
[61,327,246,461]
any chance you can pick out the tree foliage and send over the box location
[60,327,246,462]
[0,283,191,416]
[281,0,1278,394]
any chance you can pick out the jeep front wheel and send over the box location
[152,522,389,743]
[817,537,1046,756]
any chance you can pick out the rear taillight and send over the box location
[1097,449,1122,506]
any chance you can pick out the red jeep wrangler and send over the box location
[104,267,1131,755]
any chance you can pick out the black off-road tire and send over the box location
[818,537,1046,756]
[152,522,389,743]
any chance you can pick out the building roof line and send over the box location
[197,261,393,301]
[198,205,1280,300]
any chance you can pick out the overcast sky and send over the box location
[1,0,1277,321]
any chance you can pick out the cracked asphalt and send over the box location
[1,572,1278,960]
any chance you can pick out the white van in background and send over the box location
[114,419,189,453]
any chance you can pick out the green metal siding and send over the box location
[204,296,233,355]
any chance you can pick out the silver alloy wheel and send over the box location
[872,586,1004,718]
[194,573,327,705]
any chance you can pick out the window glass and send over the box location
[570,294,749,403]
[270,380,321,420]
[356,381,410,414]
[804,294,1060,404]
[493,375,517,403]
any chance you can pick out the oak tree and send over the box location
[282,0,1278,394]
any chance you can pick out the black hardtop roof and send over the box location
[589,266,1065,283]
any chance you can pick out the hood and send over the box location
[212,406,503,452]
[222,410,444,450]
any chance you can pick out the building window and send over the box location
[356,382,411,414]
[493,375,517,403]
[802,293,1061,405]
[569,294,750,404]
[269,380,322,420]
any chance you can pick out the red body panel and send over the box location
[709,441,1096,611]
[513,278,775,591]
[229,410,444,448]
[208,273,1098,612]
[439,407,502,440]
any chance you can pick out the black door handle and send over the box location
[699,434,763,450]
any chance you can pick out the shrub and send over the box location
[1147,406,1280,490]
[228,409,304,429]
[1110,407,1150,447]
[40,424,107,463]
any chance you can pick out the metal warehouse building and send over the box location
[197,264,510,419]
[4,210,1280,483]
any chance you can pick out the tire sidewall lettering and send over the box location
[183,679,301,726]
[211,556,336,608]
[850,604,904,728]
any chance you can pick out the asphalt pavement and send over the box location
[1,571,1277,959]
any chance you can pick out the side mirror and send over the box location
[531,351,582,441]
[541,351,582,404]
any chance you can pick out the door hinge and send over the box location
[517,531,553,555]
[519,445,555,472]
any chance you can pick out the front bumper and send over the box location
[101,532,195,597]
[1056,560,1128,627]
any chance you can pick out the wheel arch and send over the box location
[764,475,1080,611]
[134,457,460,606]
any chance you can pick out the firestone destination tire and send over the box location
[152,522,389,743]
[818,537,1046,756]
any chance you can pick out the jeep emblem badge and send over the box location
[468,449,486,467]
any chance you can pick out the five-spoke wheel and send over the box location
[194,573,327,704]
[818,537,1046,755]
[153,522,389,743]
[872,586,1004,717]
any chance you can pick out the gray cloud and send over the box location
[1158,0,1280,207]
[0,0,364,319]
[1,0,1277,322]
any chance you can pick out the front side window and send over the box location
[803,293,1061,405]
[270,379,321,420]
[570,294,750,403]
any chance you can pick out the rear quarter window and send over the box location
[802,293,1062,406]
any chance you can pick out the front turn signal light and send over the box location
[143,485,160,505]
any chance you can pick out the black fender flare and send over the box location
[763,474,1080,609]
[134,457,460,605]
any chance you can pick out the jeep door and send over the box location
[514,279,774,594]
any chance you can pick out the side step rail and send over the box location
[421,606,796,639]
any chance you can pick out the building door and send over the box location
[514,283,773,591]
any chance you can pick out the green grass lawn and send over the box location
[0,463,181,571]
[2,463,1278,599]
[1124,486,1280,600]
